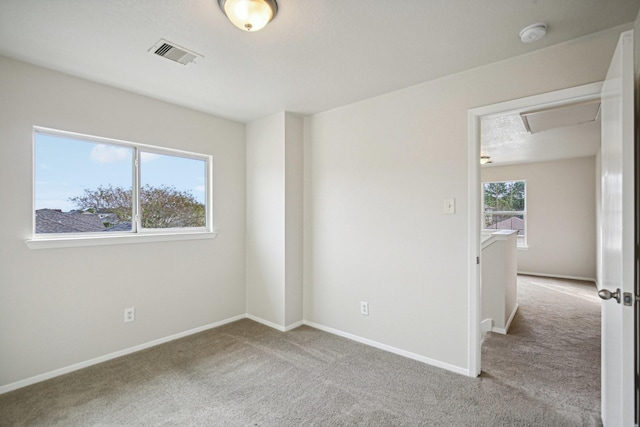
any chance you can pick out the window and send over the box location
[31,127,212,246]
[482,180,527,247]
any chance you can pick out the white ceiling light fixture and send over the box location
[519,23,547,43]
[218,0,278,32]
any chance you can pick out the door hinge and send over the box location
[476,257,480,265]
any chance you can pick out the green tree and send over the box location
[483,181,525,230]
[483,181,524,211]
[69,184,205,229]
[483,182,507,211]
[509,181,525,211]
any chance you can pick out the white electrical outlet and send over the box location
[124,307,135,323]
[360,301,369,316]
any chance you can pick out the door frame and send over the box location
[467,81,603,377]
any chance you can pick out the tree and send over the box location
[68,184,131,222]
[483,182,507,211]
[69,184,205,229]
[483,181,525,230]
[139,184,205,228]
[483,181,524,211]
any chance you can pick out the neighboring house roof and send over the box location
[104,222,132,232]
[35,209,106,233]
[97,212,119,222]
[486,216,525,235]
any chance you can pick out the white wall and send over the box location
[246,113,286,326]
[596,150,602,287]
[246,112,303,329]
[482,157,597,280]
[0,56,246,388]
[303,25,627,372]
[284,114,304,327]
[481,232,518,333]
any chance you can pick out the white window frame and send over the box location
[27,126,216,249]
[481,179,528,249]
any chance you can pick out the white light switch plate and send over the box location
[444,198,455,214]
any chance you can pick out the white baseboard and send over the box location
[284,320,304,331]
[504,303,519,333]
[303,320,469,377]
[1,315,464,395]
[0,314,246,395]
[480,318,493,344]
[244,314,304,332]
[518,271,596,283]
[245,313,286,331]
[491,304,519,335]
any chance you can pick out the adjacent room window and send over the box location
[482,180,527,247]
[33,127,211,237]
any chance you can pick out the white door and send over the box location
[599,30,635,427]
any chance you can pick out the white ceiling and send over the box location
[0,0,638,123]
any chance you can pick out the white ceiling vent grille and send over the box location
[149,39,202,65]
[520,100,601,134]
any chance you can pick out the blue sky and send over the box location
[35,133,206,211]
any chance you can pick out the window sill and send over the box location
[25,230,218,250]
[517,245,529,251]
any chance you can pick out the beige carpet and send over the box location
[0,275,601,426]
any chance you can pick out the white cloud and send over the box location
[194,185,205,193]
[90,144,130,163]
[141,152,161,163]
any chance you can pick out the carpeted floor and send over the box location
[0,275,601,426]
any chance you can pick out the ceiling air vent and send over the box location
[149,39,202,65]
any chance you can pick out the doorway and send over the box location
[467,82,603,376]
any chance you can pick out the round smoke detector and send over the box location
[519,23,547,43]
